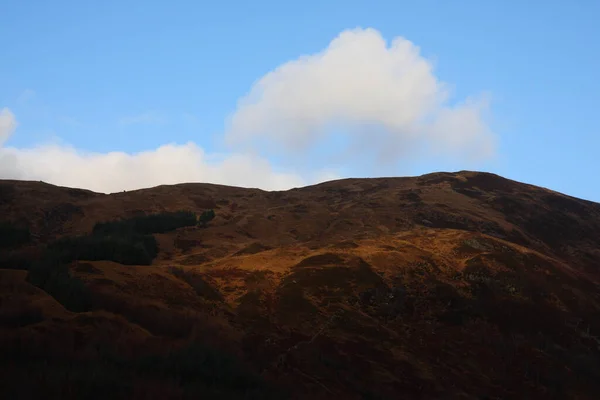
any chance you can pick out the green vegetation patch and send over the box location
[47,233,158,266]
[93,210,199,235]
[27,252,92,312]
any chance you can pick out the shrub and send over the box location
[198,209,216,227]
[0,222,31,249]
[93,210,197,236]
[0,252,33,270]
[37,210,202,267]
[0,183,16,203]
[3,341,285,399]
[39,210,203,267]
[27,252,92,312]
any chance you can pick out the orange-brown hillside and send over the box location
[1,171,600,399]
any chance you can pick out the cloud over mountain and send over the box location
[0,28,495,192]
[0,108,17,146]
[227,28,495,164]
[0,136,333,193]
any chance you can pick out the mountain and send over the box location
[1,171,599,399]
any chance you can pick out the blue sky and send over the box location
[0,0,599,201]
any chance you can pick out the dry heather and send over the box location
[1,171,600,399]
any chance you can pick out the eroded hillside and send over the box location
[1,171,600,399]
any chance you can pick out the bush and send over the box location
[4,341,285,400]
[0,222,31,249]
[24,208,218,291]
[40,210,204,267]
[47,234,158,266]
[0,252,33,270]
[93,211,198,236]
[198,209,216,227]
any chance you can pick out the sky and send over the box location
[1,1,599,201]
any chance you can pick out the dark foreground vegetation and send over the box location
[0,221,34,270]
[0,222,31,249]
[47,209,214,266]
[23,210,215,312]
[47,233,159,266]
[27,252,92,312]
[0,209,280,400]
[3,339,285,400]
[0,252,33,270]
[93,210,199,236]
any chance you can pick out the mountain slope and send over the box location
[1,171,599,399]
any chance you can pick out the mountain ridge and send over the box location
[5,169,598,201]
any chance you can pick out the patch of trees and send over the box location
[47,233,159,266]
[0,183,16,204]
[0,252,33,270]
[43,209,217,266]
[198,209,216,227]
[3,340,282,399]
[27,252,92,312]
[0,222,31,249]
[93,210,199,235]
[25,209,217,312]
[25,232,157,313]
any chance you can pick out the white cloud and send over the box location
[0,111,335,193]
[0,108,17,146]
[0,28,496,192]
[0,142,323,193]
[425,95,495,159]
[226,27,495,165]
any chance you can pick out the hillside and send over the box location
[1,171,600,399]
